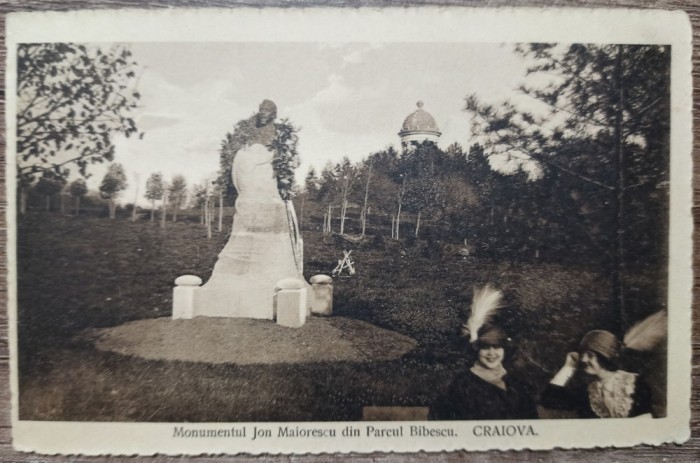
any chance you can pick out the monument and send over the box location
[173,100,315,320]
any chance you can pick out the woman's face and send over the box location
[580,350,604,377]
[477,345,505,370]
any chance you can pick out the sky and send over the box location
[86,42,536,205]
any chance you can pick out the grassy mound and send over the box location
[83,316,417,365]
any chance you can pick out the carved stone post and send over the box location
[172,275,202,319]
[275,278,307,328]
[310,274,333,316]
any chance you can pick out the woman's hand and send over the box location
[550,352,579,386]
[564,352,579,369]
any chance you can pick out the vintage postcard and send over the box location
[5,7,693,455]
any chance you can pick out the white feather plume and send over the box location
[462,285,504,343]
[623,311,667,352]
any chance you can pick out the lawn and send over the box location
[15,211,663,421]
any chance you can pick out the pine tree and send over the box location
[465,44,671,327]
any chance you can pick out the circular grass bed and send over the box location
[82,316,417,365]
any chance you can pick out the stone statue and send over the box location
[187,100,307,319]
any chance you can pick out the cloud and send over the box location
[137,114,182,131]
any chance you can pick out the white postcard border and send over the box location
[6,7,693,455]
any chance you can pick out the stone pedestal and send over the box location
[310,274,333,316]
[177,143,308,319]
[172,275,202,319]
[193,200,304,319]
[275,278,307,328]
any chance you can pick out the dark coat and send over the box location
[540,373,652,418]
[430,370,539,421]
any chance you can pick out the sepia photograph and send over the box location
[6,7,693,455]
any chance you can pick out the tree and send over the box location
[335,157,355,235]
[304,166,320,198]
[317,161,339,234]
[213,181,224,232]
[358,158,373,236]
[161,181,169,229]
[465,44,670,328]
[168,175,188,222]
[33,173,66,212]
[393,175,407,240]
[144,172,164,222]
[16,43,141,186]
[191,181,208,225]
[69,178,88,216]
[401,142,447,237]
[99,163,127,219]
[130,172,141,222]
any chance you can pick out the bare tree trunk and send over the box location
[172,200,178,222]
[340,199,347,235]
[415,211,421,237]
[131,180,140,222]
[361,161,372,236]
[206,196,212,239]
[161,195,167,229]
[395,177,405,240]
[150,200,155,221]
[340,173,350,235]
[395,208,402,240]
[218,191,223,232]
[326,204,333,234]
[391,215,396,239]
[108,199,116,219]
[60,193,66,215]
[360,208,366,236]
[75,197,81,216]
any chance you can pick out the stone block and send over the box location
[275,278,307,328]
[310,274,333,316]
[172,275,202,319]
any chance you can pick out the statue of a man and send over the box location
[232,100,283,201]
[248,99,277,145]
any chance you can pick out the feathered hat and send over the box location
[623,311,668,351]
[580,311,667,361]
[462,285,508,346]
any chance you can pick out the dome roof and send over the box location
[399,101,441,136]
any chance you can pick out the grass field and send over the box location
[15,211,664,421]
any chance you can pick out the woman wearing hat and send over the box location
[430,286,538,420]
[541,329,654,418]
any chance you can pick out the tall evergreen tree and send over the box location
[465,44,671,327]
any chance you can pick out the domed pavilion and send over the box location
[398,101,441,150]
